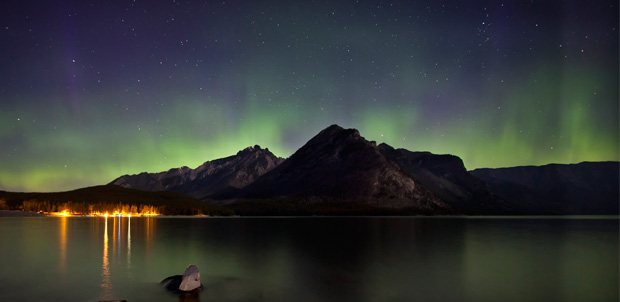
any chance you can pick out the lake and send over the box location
[0,216,617,302]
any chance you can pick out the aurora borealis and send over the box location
[1,1,618,192]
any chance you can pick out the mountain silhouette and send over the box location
[377,143,508,214]
[107,124,619,215]
[232,124,453,213]
[109,145,284,199]
[470,162,619,214]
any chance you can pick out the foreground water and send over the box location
[0,216,617,302]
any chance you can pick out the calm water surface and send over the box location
[0,216,617,302]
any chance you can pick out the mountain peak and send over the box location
[237,124,451,212]
[109,144,284,199]
[321,124,345,133]
[237,144,264,155]
[304,124,366,149]
[318,124,359,137]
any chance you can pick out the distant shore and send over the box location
[0,210,45,217]
[0,210,212,217]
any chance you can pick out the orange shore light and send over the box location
[49,209,160,217]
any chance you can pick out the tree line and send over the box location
[0,185,233,216]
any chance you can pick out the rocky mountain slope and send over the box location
[109,145,284,199]
[377,144,508,214]
[229,125,492,214]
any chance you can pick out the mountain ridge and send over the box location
[109,145,285,199]
[470,161,619,214]
[106,124,619,215]
[229,124,453,213]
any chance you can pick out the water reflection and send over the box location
[146,216,154,246]
[0,217,616,302]
[127,215,131,269]
[58,216,67,273]
[179,292,201,302]
[100,215,143,299]
[101,215,111,299]
[112,215,117,267]
[117,215,121,264]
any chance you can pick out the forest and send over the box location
[0,185,233,216]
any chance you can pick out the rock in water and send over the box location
[161,264,202,293]
[161,275,183,292]
[179,265,201,292]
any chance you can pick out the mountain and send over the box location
[229,125,470,214]
[106,124,619,215]
[109,145,284,199]
[470,162,619,214]
[377,144,509,214]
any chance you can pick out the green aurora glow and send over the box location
[0,0,617,192]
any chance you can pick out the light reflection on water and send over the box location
[127,215,131,270]
[0,217,617,302]
[58,216,67,273]
[101,216,111,299]
[100,215,141,300]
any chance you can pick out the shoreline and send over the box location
[0,210,617,219]
[0,210,45,217]
[0,210,207,218]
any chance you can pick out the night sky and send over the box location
[1,0,618,192]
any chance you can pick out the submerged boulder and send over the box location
[161,265,202,293]
[161,274,183,292]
